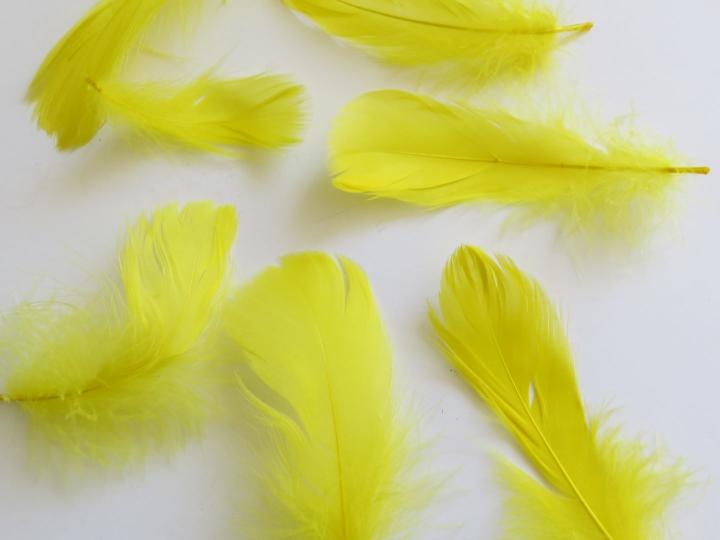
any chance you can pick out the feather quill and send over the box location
[331,90,709,240]
[430,245,688,539]
[0,202,237,466]
[27,0,200,149]
[283,0,592,85]
[90,73,306,153]
[224,253,419,540]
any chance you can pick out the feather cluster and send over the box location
[331,90,709,240]
[0,202,237,466]
[17,0,707,536]
[224,252,422,540]
[283,0,592,86]
[430,246,688,539]
[28,0,305,152]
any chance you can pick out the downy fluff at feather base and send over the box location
[0,201,237,467]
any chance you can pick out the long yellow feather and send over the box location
[430,246,688,539]
[27,0,200,149]
[0,202,237,466]
[224,253,419,540]
[90,73,306,153]
[331,90,710,240]
[283,0,592,85]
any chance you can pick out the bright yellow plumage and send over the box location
[331,90,709,241]
[27,0,199,149]
[283,0,591,85]
[28,0,308,153]
[224,253,419,540]
[93,74,306,153]
[430,246,688,539]
[0,202,237,466]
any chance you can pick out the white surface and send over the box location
[0,1,718,538]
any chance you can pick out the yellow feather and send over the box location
[331,90,709,240]
[91,73,306,153]
[0,202,237,466]
[430,246,688,540]
[224,253,420,540]
[283,0,592,86]
[27,0,200,149]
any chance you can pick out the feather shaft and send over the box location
[330,1,592,35]
[0,388,100,403]
[350,150,709,175]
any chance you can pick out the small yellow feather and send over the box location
[224,253,423,540]
[27,0,200,149]
[91,73,306,153]
[430,246,688,539]
[0,202,237,466]
[283,0,592,86]
[331,90,709,241]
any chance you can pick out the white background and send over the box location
[0,1,718,538]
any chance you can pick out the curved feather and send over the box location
[430,246,688,539]
[91,73,306,153]
[331,90,709,240]
[224,253,417,540]
[0,202,237,466]
[27,0,199,149]
[283,0,592,85]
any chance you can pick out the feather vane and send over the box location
[0,202,237,466]
[283,0,592,85]
[91,73,306,153]
[331,90,709,240]
[430,245,688,539]
[224,252,417,540]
